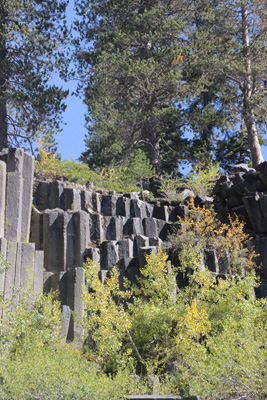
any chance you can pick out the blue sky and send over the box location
[54,0,87,162]
[55,0,267,166]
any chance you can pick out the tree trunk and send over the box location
[241,3,264,167]
[243,106,264,167]
[141,123,161,172]
[0,1,7,151]
[0,83,8,151]
[148,138,160,172]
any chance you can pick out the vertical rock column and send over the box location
[21,152,34,242]
[0,161,6,238]
[67,267,85,344]
[0,149,44,303]
[3,148,24,241]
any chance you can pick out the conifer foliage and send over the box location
[74,0,187,171]
[0,0,70,152]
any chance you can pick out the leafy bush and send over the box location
[35,146,154,194]
[160,162,220,201]
[0,289,147,399]
[169,197,255,274]
[82,209,265,398]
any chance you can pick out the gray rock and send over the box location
[74,211,90,268]
[157,220,170,240]
[20,242,35,290]
[123,218,144,236]
[30,207,43,250]
[99,269,108,284]
[231,205,250,225]
[4,148,24,241]
[256,161,267,189]
[253,236,267,279]
[117,238,134,260]
[149,237,163,248]
[116,196,130,218]
[233,163,254,173]
[227,186,242,209]
[143,218,158,237]
[89,213,105,242]
[234,180,257,197]
[49,180,65,209]
[4,241,17,300]
[60,305,72,341]
[34,250,44,293]
[104,216,125,241]
[169,205,188,222]
[120,257,140,285]
[259,194,267,229]
[58,271,68,305]
[231,172,245,184]
[255,282,267,299]
[145,202,154,218]
[84,247,100,264]
[130,199,147,219]
[243,170,260,183]
[81,190,93,212]
[43,211,63,272]
[0,161,6,237]
[127,192,139,200]
[0,148,8,164]
[204,249,219,273]
[139,246,157,269]
[61,188,81,211]
[126,395,198,400]
[20,152,34,242]
[67,267,85,344]
[34,181,50,210]
[134,235,149,256]
[243,195,267,233]
[14,243,22,294]
[43,271,53,294]
[92,192,101,213]
[220,180,233,198]
[178,188,194,200]
[220,251,231,274]
[100,240,118,270]
[101,195,116,216]
[0,237,7,292]
[152,206,169,221]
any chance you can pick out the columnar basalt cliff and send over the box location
[213,163,267,293]
[1,149,267,341]
[0,148,43,304]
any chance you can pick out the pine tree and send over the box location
[0,0,70,152]
[74,0,188,172]
[182,0,267,168]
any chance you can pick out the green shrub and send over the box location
[81,208,267,399]
[0,289,147,399]
[160,162,220,201]
[169,197,255,274]
[35,146,154,194]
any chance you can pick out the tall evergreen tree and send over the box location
[74,0,188,172]
[0,0,70,152]
[182,0,267,168]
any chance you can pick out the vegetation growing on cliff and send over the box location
[0,201,265,399]
[35,145,154,193]
[81,205,264,399]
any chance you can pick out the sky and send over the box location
[54,0,87,162]
[54,0,267,166]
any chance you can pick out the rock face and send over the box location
[1,149,267,342]
[0,148,43,308]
